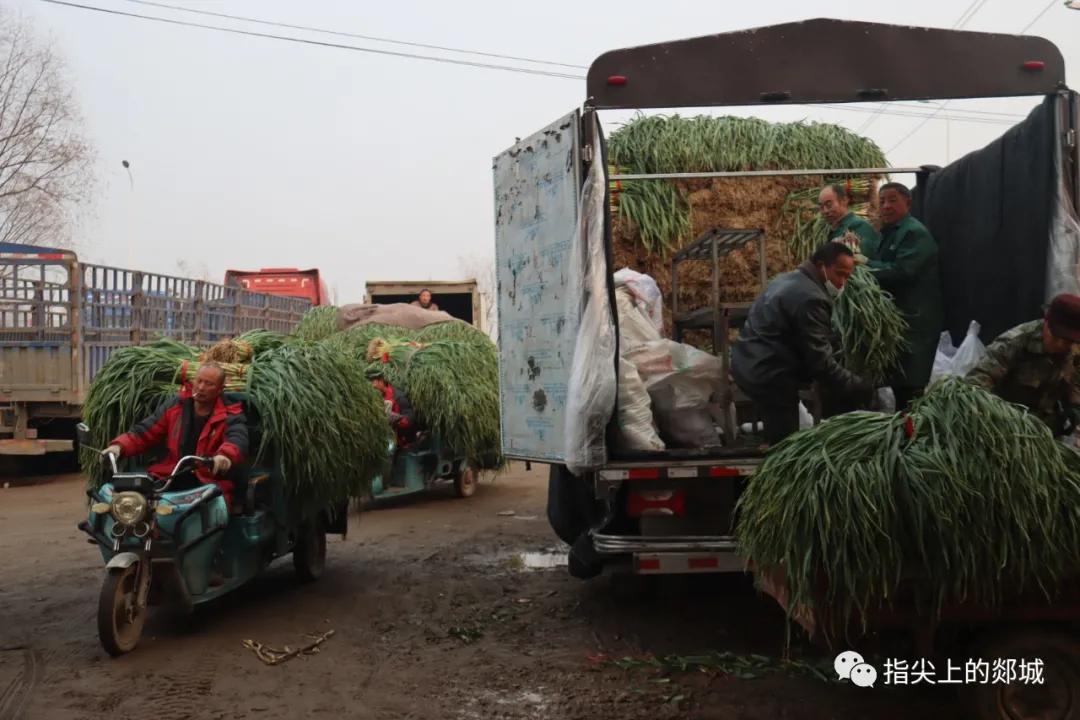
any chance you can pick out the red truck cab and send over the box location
[224,268,330,306]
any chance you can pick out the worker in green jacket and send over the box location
[818,183,880,249]
[862,182,945,410]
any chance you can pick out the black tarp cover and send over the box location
[914,95,1056,344]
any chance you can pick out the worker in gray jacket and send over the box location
[732,242,872,445]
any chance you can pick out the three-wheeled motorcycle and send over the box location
[76,423,347,656]
[363,432,478,505]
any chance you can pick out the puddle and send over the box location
[457,688,551,719]
[512,551,566,570]
[465,545,568,572]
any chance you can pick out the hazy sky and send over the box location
[9,0,1080,304]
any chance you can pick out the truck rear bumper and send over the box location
[0,438,73,455]
[591,532,745,575]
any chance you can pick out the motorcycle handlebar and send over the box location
[156,456,214,491]
[98,453,215,493]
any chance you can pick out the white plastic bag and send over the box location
[625,339,724,410]
[931,321,986,381]
[615,286,661,351]
[613,268,664,333]
[930,330,958,382]
[950,321,987,376]
[563,123,618,475]
[614,357,665,452]
[798,402,814,429]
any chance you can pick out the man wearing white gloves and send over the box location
[104,363,248,506]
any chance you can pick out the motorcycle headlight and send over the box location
[110,491,147,526]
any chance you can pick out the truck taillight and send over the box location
[626,468,661,480]
[708,466,740,477]
[627,489,686,517]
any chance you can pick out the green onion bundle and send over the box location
[405,340,503,469]
[246,342,390,512]
[832,265,908,385]
[293,306,340,342]
[736,377,1080,641]
[607,114,886,254]
[81,314,502,498]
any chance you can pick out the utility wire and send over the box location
[38,0,588,80]
[953,0,991,29]
[120,0,589,69]
[887,0,1060,153]
[860,0,990,136]
[821,104,1018,126]
[1019,0,1058,33]
[38,0,1042,128]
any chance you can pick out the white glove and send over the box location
[211,455,232,476]
[103,444,122,459]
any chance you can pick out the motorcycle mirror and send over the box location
[75,422,91,447]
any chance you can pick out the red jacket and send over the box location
[378,383,416,445]
[111,385,248,505]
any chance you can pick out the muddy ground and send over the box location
[0,464,959,719]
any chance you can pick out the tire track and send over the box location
[0,649,44,720]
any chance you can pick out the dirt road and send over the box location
[0,464,956,719]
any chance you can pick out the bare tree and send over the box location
[0,10,92,249]
[457,253,498,340]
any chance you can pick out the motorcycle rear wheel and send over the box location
[98,565,147,657]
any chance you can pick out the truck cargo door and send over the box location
[492,110,582,463]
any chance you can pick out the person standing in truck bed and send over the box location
[861,182,944,411]
[819,182,880,250]
[411,289,440,311]
[732,242,873,445]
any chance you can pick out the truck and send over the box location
[364,279,487,333]
[493,20,1078,578]
[494,20,1080,717]
[224,267,330,306]
[1,244,312,456]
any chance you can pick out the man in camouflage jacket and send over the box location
[966,293,1080,436]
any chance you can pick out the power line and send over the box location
[820,104,1018,126]
[858,0,989,137]
[36,0,1044,128]
[39,0,588,80]
[953,0,991,29]
[888,102,1026,119]
[120,0,589,70]
[884,0,993,151]
[1020,0,1058,33]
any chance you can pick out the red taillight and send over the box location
[607,75,628,86]
[627,490,686,517]
[1022,60,1045,71]
[637,558,660,571]
[708,466,740,478]
[627,468,661,480]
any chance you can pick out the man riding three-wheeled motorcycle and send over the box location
[78,362,346,656]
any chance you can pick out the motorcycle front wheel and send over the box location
[97,565,147,657]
